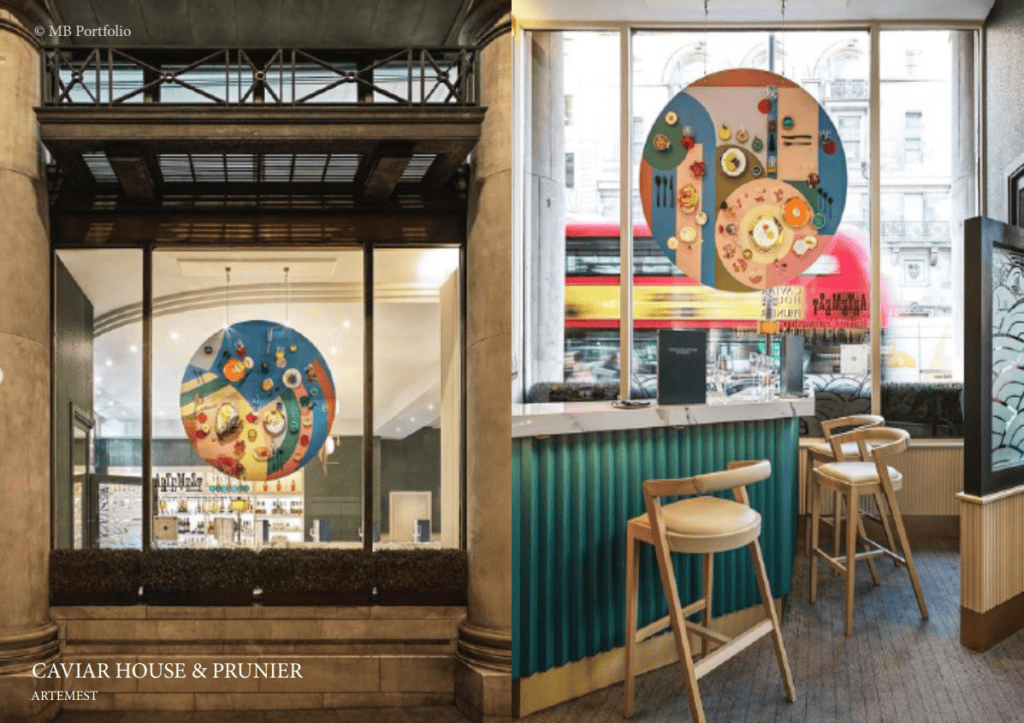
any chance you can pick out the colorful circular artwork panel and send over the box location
[180,321,336,481]
[639,69,847,292]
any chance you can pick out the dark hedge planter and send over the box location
[373,550,468,607]
[50,549,142,606]
[256,549,467,606]
[49,548,467,607]
[142,549,256,606]
[256,549,374,606]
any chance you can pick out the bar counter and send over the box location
[512,395,812,686]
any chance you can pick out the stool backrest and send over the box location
[831,425,909,466]
[822,414,884,459]
[643,460,772,504]
[821,414,884,441]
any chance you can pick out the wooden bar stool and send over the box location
[809,427,929,636]
[623,460,796,722]
[804,414,888,559]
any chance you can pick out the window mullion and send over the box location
[619,26,634,401]
[870,23,882,415]
[142,244,153,551]
[363,241,374,552]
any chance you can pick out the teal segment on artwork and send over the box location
[511,418,799,680]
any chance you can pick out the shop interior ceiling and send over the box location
[59,247,459,442]
[42,0,476,46]
[512,0,994,23]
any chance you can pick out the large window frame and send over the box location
[51,240,468,553]
[512,19,985,410]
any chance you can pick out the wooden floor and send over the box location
[55,708,470,722]
[520,538,1024,723]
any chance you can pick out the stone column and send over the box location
[0,1,59,721]
[457,2,513,722]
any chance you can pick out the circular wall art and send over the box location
[180,320,336,481]
[639,68,847,292]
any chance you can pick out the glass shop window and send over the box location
[879,30,974,437]
[628,29,872,422]
[151,248,363,549]
[54,250,143,549]
[373,248,462,548]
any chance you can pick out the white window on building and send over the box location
[905,111,923,165]
[905,49,920,77]
[838,115,862,162]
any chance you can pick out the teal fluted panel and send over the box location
[512,418,799,680]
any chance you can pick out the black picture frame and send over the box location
[964,216,1024,496]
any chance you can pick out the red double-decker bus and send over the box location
[564,221,880,331]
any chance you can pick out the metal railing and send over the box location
[880,220,949,242]
[43,47,478,106]
[826,79,868,99]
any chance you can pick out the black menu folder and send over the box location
[657,329,707,405]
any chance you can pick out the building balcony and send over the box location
[880,220,950,244]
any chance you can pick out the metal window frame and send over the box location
[515,19,985,403]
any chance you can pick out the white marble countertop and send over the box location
[512,395,814,438]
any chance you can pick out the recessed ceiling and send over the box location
[512,0,994,23]
[44,0,475,47]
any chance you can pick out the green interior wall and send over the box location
[95,428,442,542]
[54,258,94,549]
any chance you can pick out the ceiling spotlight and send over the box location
[343,320,351,330]
[129,345,138,353]
[170,331,180,341]
[95,376,102,384]
[330,347,338,355]
[427,404,434,411]
[105,359,113,367]
[410,417,416,423]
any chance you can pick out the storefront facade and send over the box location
[0,1,512,721]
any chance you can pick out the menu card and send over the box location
[657,330,707,405]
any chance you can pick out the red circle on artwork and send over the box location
[757,98,772,114]
[823,139,837,155]
[300,434,310,446]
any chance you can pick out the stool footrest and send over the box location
[684,620,732,646]
[812,546,885,576]
[693,618,773,680]
[635,598,708,644]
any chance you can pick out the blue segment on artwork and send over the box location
[649,91,716,286]
[816,106,848,236]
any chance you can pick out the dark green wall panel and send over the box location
[54,258,94,549]
[512,418,799,679]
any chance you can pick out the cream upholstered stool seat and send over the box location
[628,495,761,554]
[804,415,886,559]
[624,461,796,723]
[816,461,903,489]
[809,427,928,637]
